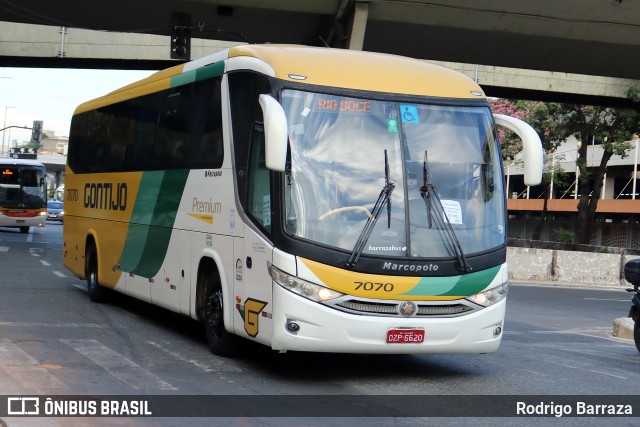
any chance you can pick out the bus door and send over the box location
[234,123,274,346]
[151,229,190,312]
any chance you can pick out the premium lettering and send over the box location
[192,197,221,214]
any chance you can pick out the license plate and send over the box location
[386,328,425,344]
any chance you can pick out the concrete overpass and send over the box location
[1,0,640,104]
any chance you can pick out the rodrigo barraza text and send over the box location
[516,401,632,417]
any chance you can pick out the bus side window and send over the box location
[154,87,191,169]
[247,123,271,231]
[188,77,223,169]
[128,93,160,171]
[91,111,110,173]
[228,71,272,235]
[108,103,134,170]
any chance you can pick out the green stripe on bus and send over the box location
[118,170,189,278]
[170,62,224,88]
[129,169,190,278]
[196,62,224,81]
[171,70,196,88]
[118,171,165,274]
[401,266,501,297]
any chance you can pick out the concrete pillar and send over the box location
[603,175,615,199]
[347,2,369,50]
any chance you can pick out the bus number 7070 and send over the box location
[354,281,394,292]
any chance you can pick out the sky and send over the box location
[0,67,156,146]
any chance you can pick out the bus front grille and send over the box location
[334,299,475,317]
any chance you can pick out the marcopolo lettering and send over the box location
[382,262,438,272]
[83,182,127,211]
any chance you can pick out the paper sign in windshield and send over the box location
[440,200,463,225]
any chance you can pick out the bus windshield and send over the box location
[0,165,47,209]
[281,89,504,259]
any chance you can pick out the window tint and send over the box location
[189,77,224,169]
[228,71,272,234]
[68,75,223,173]
[247,123,271,232]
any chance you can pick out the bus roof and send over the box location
[0,158,45,168]
[228,45,484,99]
[74,44,484,114]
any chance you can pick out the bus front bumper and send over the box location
[271,285,506,354]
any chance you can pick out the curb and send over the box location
[613,317,634,340]
[511,280,628,291]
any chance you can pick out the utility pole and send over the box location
[2,106,16,157]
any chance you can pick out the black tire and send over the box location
[634,321,640,353]
[85,243,109,303]
[202,267,239,357]
[19,226,29,233]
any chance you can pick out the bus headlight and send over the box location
[466,282,509,307]
[268,263,343,302]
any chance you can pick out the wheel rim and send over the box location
[205,289,224,339]
[87,251,96,292]
[88,271,96,291]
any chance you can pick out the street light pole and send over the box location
[2,106,17,157]
[632,134,639,200]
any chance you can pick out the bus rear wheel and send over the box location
[85,243,109,303]
[202,267,239,357]
[19,226,29,233]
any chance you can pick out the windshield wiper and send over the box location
[419,150,472,273]
[346,149,395,268]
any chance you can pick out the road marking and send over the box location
[40,260,51,267]
[147,341,242,374]
[562,359,628,379]
[52,270,67,278]
[29,248,46,258]
[27,233,33,243]
[584,298,629,302]
[0,338,69,392]
[62,339,178,391]
[0,246,8,252]
[0,322,103,328]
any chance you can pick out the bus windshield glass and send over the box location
[281,89,504,259]
[0,165,47,209]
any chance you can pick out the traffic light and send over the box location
[31,120,43,142]
[170,13,191,60]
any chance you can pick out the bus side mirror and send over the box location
[493,114,543,186]
[259,94,288,172]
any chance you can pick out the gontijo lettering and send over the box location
[83,182,127,211]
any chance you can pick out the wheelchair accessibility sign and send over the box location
[400,105,419,124]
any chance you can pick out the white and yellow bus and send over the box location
[64,45,543,356]
[0,158,47,233]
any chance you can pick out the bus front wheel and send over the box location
[85,243,109,303]
[202,268,239,357]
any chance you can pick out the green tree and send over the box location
[490,99,570,239]
[24,132,47,151]
[567,99,637,244]
[491,87,640,244]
